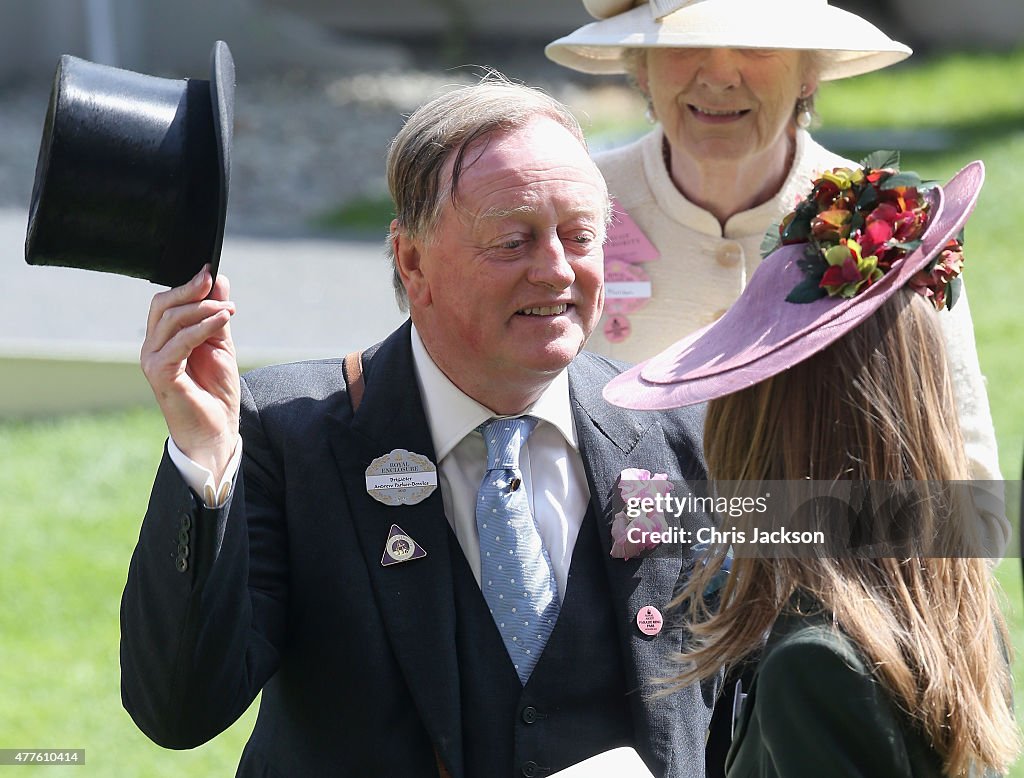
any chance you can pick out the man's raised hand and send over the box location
[140,265,240,480]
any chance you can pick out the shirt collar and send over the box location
[409,325,579,462]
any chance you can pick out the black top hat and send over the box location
[25,41,234,288]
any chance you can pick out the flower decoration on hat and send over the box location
[762,151,965,311]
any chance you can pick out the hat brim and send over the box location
[209,40,234,284]
[603,161,986,411]
[546,2,911,81]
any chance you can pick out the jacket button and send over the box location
[521,761,539,778]
[175,556,188,573]
[715,242,742,267]
[179,514,192,531]
[178,528,190,545]
[521,706,538,724]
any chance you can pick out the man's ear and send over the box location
[392,219,430,308]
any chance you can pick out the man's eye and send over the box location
[572,233,596,244]
[501,239,525,250]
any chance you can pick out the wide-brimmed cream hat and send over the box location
[546,0,912,81]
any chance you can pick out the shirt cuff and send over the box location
[166,435,243,508]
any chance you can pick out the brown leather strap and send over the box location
[343,350,365,413]
[345,346,450,778]
[434,749,452,778]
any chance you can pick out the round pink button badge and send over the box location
[636,605,664,636]
[603,314,632,343]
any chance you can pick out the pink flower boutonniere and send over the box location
[610,468,674,560]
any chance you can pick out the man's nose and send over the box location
[528,235,576,290]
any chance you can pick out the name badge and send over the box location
[603,198,660,265]
[605,281,653,300]
[365,449,438,506]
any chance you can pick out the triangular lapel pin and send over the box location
[380,523,427,567]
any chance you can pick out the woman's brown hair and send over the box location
[672,289,1019,775]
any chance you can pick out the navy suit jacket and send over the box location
[121,321,720,777]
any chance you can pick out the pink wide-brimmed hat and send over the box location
[603,160,985,411]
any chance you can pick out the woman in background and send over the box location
[546,0,1007,552]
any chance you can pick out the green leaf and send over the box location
[796,259,825,278]
[796,244,827,275]
[888,239,923,251]
[859,149,900,170]
[781,216,811,243]
[946,276,963,310]
[785,277,828,304]
[850,211,865,234]
[760,223,782,258]
[856,185,878,213]
[881,171,923,190]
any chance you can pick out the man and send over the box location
[123,78,718,777]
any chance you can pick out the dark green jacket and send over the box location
[725,609,943,777]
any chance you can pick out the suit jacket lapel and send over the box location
[326,321,464,777]
[568,357,694,769]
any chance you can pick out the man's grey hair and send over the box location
[385,74,605,311]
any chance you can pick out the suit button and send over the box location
[176,543,190,559]
[521,761,539,778]
[521,706,538,724]
[179,514,192,531]
[175,556,188,573]
[178,528,190,544]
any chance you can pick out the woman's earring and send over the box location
[795,86,813,130]
[644,95,657,124]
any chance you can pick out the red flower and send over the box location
[935,241,965,282]
[819,241,883,298]
[909,239,965,310]
[814,180,841,207]
[819,257,863,289]
[865,169,891,185]
[860,213,894,257]
[811,207,852,242]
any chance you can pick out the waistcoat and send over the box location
[451,505,634,778]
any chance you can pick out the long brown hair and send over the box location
[673,289,1019,775]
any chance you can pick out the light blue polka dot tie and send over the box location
[477,416,560,685]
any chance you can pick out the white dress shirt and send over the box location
[168,325,591,599]
[409,327,589,600]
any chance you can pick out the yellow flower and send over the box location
[821,240,883,298]
[821,167,865,191]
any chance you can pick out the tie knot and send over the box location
[481,416,537,471]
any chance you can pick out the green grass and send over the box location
[0,410,256,776]
[2,47,1023,774]
[816,48,1024,131]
